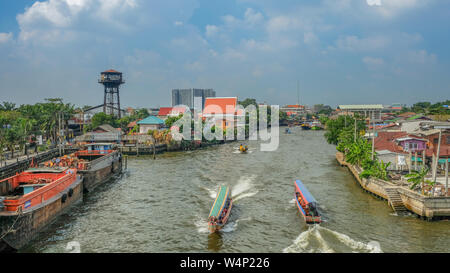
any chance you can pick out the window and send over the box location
[433,138,439,144]
[447,135,450,145]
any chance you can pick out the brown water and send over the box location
[22,129,450,253]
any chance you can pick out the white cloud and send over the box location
[367,0,381,6]
[368,0,432,17]
[244,8,263,26]
[0,33,13,44]
[303,32,318,45]
[363,56,384,70]
[174,21,183,27]
[205,25,219,37]
[222,8,264,29]
[333,35,390,51]
[16,0,139,43]
[406,50,437,64]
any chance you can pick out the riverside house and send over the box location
[137,116,165,134]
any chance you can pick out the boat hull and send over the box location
[294,194,321,224]
[208,199,233,233]
[0,176,83,252]
[79,151,122,193]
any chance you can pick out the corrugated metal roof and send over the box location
[137,116,165,125]
[338,104,383,110]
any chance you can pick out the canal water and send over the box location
[23,129,449,253]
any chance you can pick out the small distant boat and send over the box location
[285,128,292,134]
[301,123,311,130]
[239,145,248,153]
[294,180,321,224]
[208,186,233,233]
[310,121,323,130]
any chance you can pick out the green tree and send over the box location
[165,114,183,128]
[90,112,118,129]
[239,98,258,108]
[405,167,429,195]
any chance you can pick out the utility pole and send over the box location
[445,159,448,197]
[433,129,442,184]
[372,111,375,161]
[58,111,62,156]
[354,116,357,143]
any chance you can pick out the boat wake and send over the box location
[283,225,383,253]
[232,175,258,202]
[201,186,218,199]
[195,216,252,234]
[221,217,252,233]
[194,217,210,234]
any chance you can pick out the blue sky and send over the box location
[0,0,449,108]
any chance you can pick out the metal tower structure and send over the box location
[99,69,124,118]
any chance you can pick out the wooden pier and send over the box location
[336,152,450,220]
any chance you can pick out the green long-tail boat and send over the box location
[208,186,233,233]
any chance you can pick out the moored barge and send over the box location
[43,143,122,192]
[294,180,321,224]
[208,186,233,233]
[0,167,83,252]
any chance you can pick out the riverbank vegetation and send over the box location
[322,115,391,181]
[0,99,75,161]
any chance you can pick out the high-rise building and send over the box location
[172,88,216,110]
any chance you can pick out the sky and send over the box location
[0,0,449,108]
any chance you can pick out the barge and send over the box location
[294,180,321,224]
[43,143,122,192]
[0,167,83,252]
[208,186,233,233]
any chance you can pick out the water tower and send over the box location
[99,69,124,118]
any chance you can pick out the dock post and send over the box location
[408,151,412,174]
[137,144,140,157]
[153,142,156,160]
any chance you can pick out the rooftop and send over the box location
[203,97,239,115]
[137,116,165,125]
[102,69,121,74]
[338,104,383,110]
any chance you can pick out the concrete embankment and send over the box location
[336,151,450,220]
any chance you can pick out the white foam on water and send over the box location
[194,217,209,234]
[221,217,252,233]
[201,186,217,199]
[232,175,258,202]
[283,225,383,253]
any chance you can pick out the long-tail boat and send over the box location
[301,123,311,130]
[0,167,83,252]
[294,180,321,224]
[208,186,233,233]
[43,143,122,192]
[239,145,248,153]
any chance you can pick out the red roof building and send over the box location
[203,97,244,129]
[374,131,408,153]
[158,107,173,117]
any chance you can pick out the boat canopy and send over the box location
[209,186,230,218]
[295,180,317,204]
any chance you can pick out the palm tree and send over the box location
[405,167,429,195]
